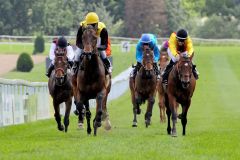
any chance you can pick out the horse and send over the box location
[165,53,196,137]
[157,50,169,123]
[129,46,157,128]
[48,47,73,132]
[73,25,111,136]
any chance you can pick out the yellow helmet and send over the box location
[85,12,99,25]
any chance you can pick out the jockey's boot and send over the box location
[130,62,142,79]
[161,60,175,85]
[192,64,199,80]
[153,63,160,80]
[45,63,54,78]
[102,58,112,74]
[72,61,79,76]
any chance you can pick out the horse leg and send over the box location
[165,94,171,135]
[181,101,190,136]
[64,98,72,133]
[132,103,138,127]
[93,91,105,136]
[76,101,85,129]
[84,100,92,135]
[169,95,178,137]
[102,93,111,131]
[53,100,64,131]
[145,97,155,128]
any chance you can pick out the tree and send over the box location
[125,0,168,37]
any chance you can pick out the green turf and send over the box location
[0,46,240,159]
[1,45,135,81]
[0,43,50,55]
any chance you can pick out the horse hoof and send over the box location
[78,123,84,129]
[58,125,64,131]
[132,121,138,127]
[145,120,151,128]
[104,120,112,131]
[87,128,92,135]
[65,128,68,133]
[172,130,177,137]
[171,133,178,137]
[74,110,79,116]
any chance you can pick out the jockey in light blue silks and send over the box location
[130,33,160,79]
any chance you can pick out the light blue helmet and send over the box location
[140,34,152,43]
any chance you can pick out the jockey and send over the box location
[73,12,112,75]
[45,36,74,77]
[160,40,169,53]
[161,29,199,85]
[130,33,160,79]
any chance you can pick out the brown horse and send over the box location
[48,48,73,132]
[165,54,196,137]
[129,46,157,127]
[157,50,169,123]
[73,25,111,136]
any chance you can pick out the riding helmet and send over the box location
[140,34,152,43]
[86,12,99,25]
[176,29,188,41]
[57,36,68,48]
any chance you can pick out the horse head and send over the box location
[141,46,154,78]
[159,51,169,74]
[176,53,193,89]
[54,47,68,86]
[82,25,98,60]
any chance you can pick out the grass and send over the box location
[0,43,50,55]
[1,45,136,81]
[0,46,240,159]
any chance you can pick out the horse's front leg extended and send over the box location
[168,94,178,137]
[93,91,104,136]
[53,100,64,131]
[64,98,72,132]
[84,100,92,135]
[132,102,138,127]
[181,101,190,136]
[76,101,85,129]
[102,92,111,131]
[145,96,155,128]
[165,94,171,135]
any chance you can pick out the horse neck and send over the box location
[82,54,104,75]
[138,66,155,79]
[171,63,181,83]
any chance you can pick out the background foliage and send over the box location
[0,0,240,38]
[16,53,34,72]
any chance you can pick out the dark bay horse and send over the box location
[165,54,196,137]
[129,47,157,128]
[157,50,169,123]
[73,25,111,136]
[48,48,73,132]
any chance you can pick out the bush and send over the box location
[33,35,45,54]
[16,53,34,72]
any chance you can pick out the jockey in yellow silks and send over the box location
[162,29,199,85]
[73,12,112,75]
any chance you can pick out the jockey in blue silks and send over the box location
[130,33,160,79]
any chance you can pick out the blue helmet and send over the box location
[140,34,152,43]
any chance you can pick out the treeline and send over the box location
[1,0,240,38]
